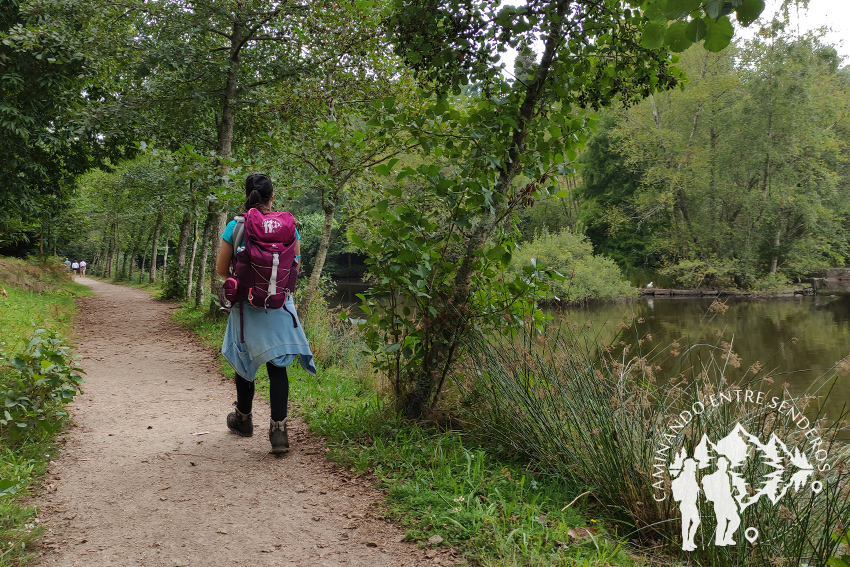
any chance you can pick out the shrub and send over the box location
[458,323,850,566]
[753,272,791,292]
[160,260,188,300]
[658,257,746,289]
[509,229,634,303]
[293,277,367,372]
[0,329,85,444]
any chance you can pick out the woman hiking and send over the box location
[216,173,316,454]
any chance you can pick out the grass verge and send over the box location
[172,297,642,567]
[0,256,89,567]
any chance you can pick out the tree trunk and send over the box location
[300,204,335,317]
[176,211,192,272]
[121,241,131,279]
[770,203,784,274]
[207,211,227,315]
[128,218,146,281]
[195,203,216,307]
[112,224,122,280]
[162,226,172,273]
[96,243,107,276]
[402,0,568,418]
[206,19,243,313]
[105,224,116,278]
[139,229,153,284]
[186,217,200,301]
[149,210,165,283]
[92,249,102,276]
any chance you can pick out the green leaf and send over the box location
[685,18,708,42]
[640,21,667,49]
[703,15,734,52]
[704,0,725,18]
[396,167,415,182]
[642,0,665,19]
[665,21,693,52]
[485,246,504,262]
[735,0,764,26]
[664,0,702,20]
[374,158,400,176]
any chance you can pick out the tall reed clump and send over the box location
[297,292,366,372]
[457,323,850,566]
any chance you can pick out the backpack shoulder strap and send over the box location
[231,215,246,255]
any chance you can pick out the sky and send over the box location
[739,0,850,62]
[500,0,850,74]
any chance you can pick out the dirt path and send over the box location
[36,278,445,567]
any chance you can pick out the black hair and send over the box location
[244,173,274,211]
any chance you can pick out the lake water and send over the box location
[333,282,850,423]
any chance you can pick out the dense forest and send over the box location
[2,0,849,407]
[3,2,847,299]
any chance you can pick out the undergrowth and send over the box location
[458,311,850,567]
[173,295,641,566]
[0,256,87,567]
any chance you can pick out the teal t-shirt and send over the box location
[221,219,300,244]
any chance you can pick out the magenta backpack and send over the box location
[222,208,299,323]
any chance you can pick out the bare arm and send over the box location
[217,239,233,279]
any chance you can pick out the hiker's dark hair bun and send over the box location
[244,173,273,211]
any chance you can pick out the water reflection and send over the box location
[551,295,850,424]
[333,281,850,423]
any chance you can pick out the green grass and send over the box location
[172,299,643,567]
[0,256,88,567]
[0,440,56,565]
[290,366,639,567]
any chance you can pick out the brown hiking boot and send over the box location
[226,404,253,437]
[269,417,290,454]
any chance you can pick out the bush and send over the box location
[658,257,747,289]
[292,275,367,371]
[458,323,850,566]
[753,272,791,292]
[0,329,85,445]
[160,260,188,300]
[508,229,634,303]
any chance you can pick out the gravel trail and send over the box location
[36,278,444,567]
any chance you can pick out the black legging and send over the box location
[234,363,289,421]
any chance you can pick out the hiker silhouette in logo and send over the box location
[671,457,700,551]
[701,456,741,546]
[216,173,316,454]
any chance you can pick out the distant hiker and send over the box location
[71,260,80,277]
[64,258,71,272]
[80,260,87,277]
[216,172,316,455]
